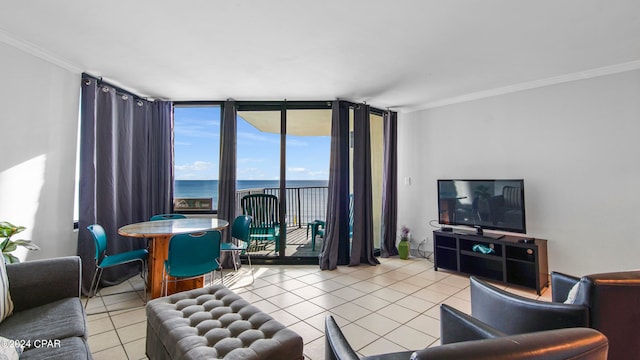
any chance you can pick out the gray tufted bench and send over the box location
[146,285,304,360]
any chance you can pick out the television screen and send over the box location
[438,179,526,234]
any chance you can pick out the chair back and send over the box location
[231,215,252,243]
[150,213,187,221]
[576,271,640,360]
[470,276,589,334]
[87,224,108,261]
[166,230,221,277]
[241,194,280,233]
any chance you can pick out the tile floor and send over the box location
[85,256,551,359]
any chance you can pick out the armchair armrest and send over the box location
[551,271,580,303]
[440,304,506,345]
[470,276,589,335]
[6,256,81,313]
[324,315,360,360]
[325,315,414,360]
[411,328,608,360]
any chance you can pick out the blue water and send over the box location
[174,180,328,200]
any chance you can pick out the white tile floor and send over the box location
[84,256,551,359]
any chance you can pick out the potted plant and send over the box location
[0,221,40,263]
[398,225,410,259]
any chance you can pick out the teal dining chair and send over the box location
[85,224,149,308]
[221,215,254,282]
[150,213,187,221]
[241,194,281,252]
[162,230,223,296]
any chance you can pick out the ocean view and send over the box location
[174,179,329,199]
[175,179,329,224]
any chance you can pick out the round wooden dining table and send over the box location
[118,217,229,299]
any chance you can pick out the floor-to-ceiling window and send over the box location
[349,107,385,250]
[173,104,222,212]
[172,100,383,264]
[236,106,283,258]
[370,112,384,249]
[285,108,331,258]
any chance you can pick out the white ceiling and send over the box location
[1,0,639,112]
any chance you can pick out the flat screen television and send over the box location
[438,179,526,236]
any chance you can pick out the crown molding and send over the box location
[0,28,82,73]
[410,60,640,112]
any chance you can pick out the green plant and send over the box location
[0,221,40,264]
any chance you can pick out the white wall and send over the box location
[398,69,640,276]
[0,42,80,261]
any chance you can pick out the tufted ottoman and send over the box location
[146,285,304,360]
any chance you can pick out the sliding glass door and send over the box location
[285,108,331,258]
[236,107,283,259]
[235,103,332,260]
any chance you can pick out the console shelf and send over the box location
[433,230,549,294]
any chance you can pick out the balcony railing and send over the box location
[174,186,328,227]
[234,186,328,227]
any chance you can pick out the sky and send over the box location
[174,106,330,181]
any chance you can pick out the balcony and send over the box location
[175,185,328,257]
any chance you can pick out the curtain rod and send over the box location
[82,73,150,102]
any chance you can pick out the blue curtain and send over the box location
[77,74,173,294]
[381,110,399,257]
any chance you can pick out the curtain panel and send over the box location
[77,75,172,294]
[319,100,350,270]
[381,110,398,257]
[218,100,238,268]
[350,104,380,266]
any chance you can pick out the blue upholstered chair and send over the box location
[162,230,223,296]
[85,224,148,308]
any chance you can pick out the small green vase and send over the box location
[398,239,409,259]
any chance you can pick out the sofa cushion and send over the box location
[0,297,87,344]
[0,258,14,323]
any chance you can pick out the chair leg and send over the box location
[139,259,147,304]
[161,268,167,297]
[232,251,239,272]
[247,253,254,283]
[85,267,103,309]
[219,265,224,286]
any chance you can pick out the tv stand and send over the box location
[433,230,548,294]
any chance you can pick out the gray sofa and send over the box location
[0,256,92,359]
